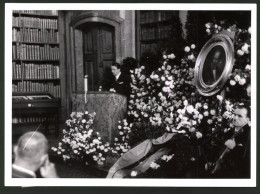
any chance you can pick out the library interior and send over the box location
[11,10,252,179]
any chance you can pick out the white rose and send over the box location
[205,23,211,29]
[234,75,241,82]
[184,46,190,52]
[203,104,208,110]
[207,119,213,124]
[196,132,203,139]
[239,78,246,85]
[168,53,176,59]
[161,76,166,81]
[93,139,100,144]
[163,55,167,59]
[191,44,196,49]
[192,120,197,125]
[206,29,211,33]
[189,127,195,133]
[230,80,236,86]
[183,100,188,106]
[242,43,250,52]
[210,109,216,116]
[237,50,244,56]
[186,105,194,114]
[162,87,168,93]
[245,64,251,70]
[165,81,170,86]
[203,111,209,116]
[248,26,251,34]
[188,54,195,60]
[214,24,218,29]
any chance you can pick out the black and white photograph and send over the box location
[4,3,257,187]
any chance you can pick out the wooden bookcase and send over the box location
[12,10,62,128]
[136,10,179,61]
[12,10,60,98]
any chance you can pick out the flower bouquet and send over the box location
[52,111,112,165]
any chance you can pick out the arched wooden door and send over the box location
[83,23,115,91]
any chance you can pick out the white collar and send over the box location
[115,72,121,80]
[12,164,36,178]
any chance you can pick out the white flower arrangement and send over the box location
[52,111,112,164]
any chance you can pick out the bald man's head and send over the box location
[15,131,49,165]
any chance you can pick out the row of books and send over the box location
[13,10,58,16]
[13,62,60,79]
[12,81,61,97]
[12,43,59,60]
[140,26,171,40]
[13,16,58,29]
[12,28,59,43]
[140,11,177,24]
[12,116,57,124]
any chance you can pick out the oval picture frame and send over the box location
[194,34,234,96]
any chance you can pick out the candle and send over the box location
[84,75,88,92]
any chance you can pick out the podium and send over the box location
[71,92,127,143]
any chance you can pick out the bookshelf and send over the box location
[12,10,61,98]
[136,10,179,61]
[12,10,61,131]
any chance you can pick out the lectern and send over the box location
[71,92,127,143]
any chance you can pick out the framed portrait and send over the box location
[194,33,235,96]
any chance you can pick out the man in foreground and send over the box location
[207,103,251,178]
[12,131,59,178]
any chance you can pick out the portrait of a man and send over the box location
[202,45,226,85]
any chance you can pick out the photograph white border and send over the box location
[5,3,257,187]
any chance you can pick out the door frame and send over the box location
[68,12,124,93]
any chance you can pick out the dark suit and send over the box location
[212,124,250,178]
[12,165,36,178]
[111,73,131,97]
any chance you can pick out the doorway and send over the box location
[82,23,115,91]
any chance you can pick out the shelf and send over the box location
[12,11,61,100]
[13,26,58,30]
[12,59,60,62]
[12,41,59,45]
[13,12,58,18]
[12,78,60,81]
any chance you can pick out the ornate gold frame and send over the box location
[194,34,234,96]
